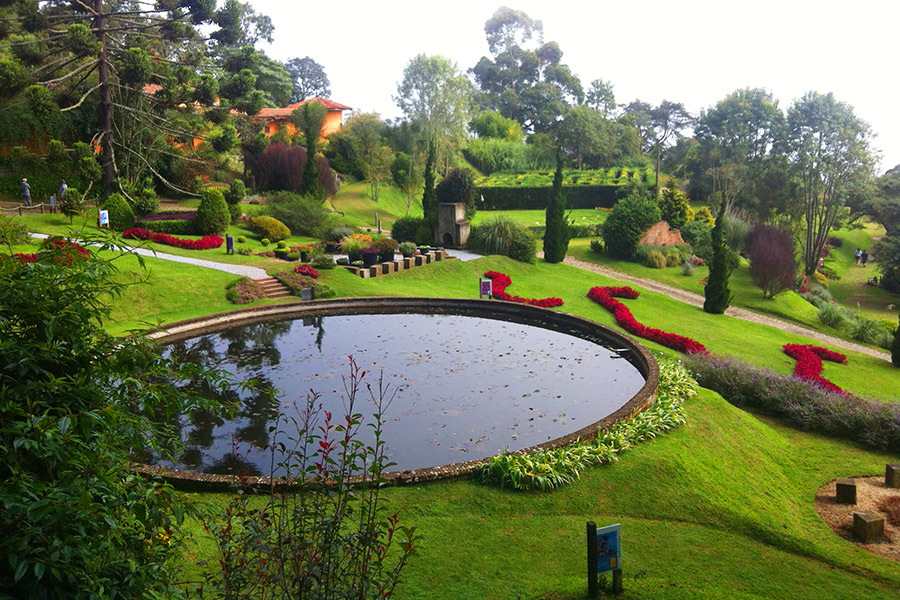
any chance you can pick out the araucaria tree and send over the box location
[292,100,328,197]
[785,92,875,276]
[543,151,570,262]
[747,224,797,299]
[704,196,734,313]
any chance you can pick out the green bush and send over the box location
[121,181,159,216]
[102,193,134,231]
[646,250,667,268]
[398,241,417,256]
[680,220,713,261]
[266,191,337,238]
[634,244,691,267]
[468,216,536,264]
[311,254,335,269]
[195,188,230,235]
[589,239,603,254]
[327,226,354,241]
[237,235,246,243]
[391,217,431,245]
[600,191,661,259]
[261,238,270,246]
[139,219,196,235]
[436,167,479,220]
[462,137,553,174]
[0,214,29,245]
[657,186,691,230]
[249,215,291,242]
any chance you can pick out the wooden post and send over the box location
[612,569,623,594]
[886,464,900,488]
[835,478,857,504]
[587,521,598,599]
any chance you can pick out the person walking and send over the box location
[855,248,862,266]
[58,179,67,203]
[21,178,32,207]
[862,249,869,267]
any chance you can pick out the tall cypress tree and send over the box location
[422,140,438,227]
[704,195,733,313]
[293,101,327,198]
[543,151,570,263]
[892,315,900,367]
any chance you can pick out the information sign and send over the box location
[595,523,621,573]
[479,278,492,298]
[98,210,109,227]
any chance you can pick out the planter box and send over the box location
[381,262,396,275]
[369,266,380,277]
[414,256,425,267]
[402,257,413,269]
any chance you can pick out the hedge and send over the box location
[139,219,197,236]
[477,185,641,210]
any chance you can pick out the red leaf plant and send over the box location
[122,228,223,250]
[12,237,89,265]
[294,264,319,278]
[782,344,848,393]
[483,271,563,308]
[587,286,709,355]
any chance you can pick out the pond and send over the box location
[149,307,647,477]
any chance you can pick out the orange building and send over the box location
[254,97,352,141]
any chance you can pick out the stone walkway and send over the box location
[561,255,891,362]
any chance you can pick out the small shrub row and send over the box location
[483,271,563,308]
[529,222,603,239]
[138,219,197,236]
[122,228,223,250]
[633,244,692,268]
[477,359,697,490]
[135,212,196,222]
[587,286,708,355]
[685,353,900,452]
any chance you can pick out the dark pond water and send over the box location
[150,312,645,476]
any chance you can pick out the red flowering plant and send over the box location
[782,344,847,393]
[12,237,90,266]
[587,286,709,355]
[122,228,223,250]
[482,271,564,308]
[294,264,319,279]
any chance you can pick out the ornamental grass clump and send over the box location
[685,353,900,452]
[477,359,697,491]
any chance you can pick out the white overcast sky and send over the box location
[250,0,900,172]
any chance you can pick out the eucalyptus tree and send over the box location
[622,99,693,197]
[286,55,330,102]
[785,92,876,275]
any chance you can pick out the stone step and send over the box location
[255,277,292,299]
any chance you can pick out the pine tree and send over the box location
[703,195,733,313]
[543,151,570,263]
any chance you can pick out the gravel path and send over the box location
[561,255,892,362]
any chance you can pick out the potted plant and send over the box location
[398,241,416,258]
[359,246,380,267]
[292,243,313,262]
[286,251,300,261]
[274,240,289,260]
[373,237,399,262]
[340,236,366,263]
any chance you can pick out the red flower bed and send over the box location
[782,344,847,393]
[483,271,563,308]
[122,228,223,250]
[587,286,709,355]
[12,237,89,265]
[294,264,319,279]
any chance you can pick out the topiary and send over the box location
[249,215,291,242]
[542,151,570,263]
[261,238,270,246]
[237,235,246,244]
[103,192,134,231]
[195,188,230,235]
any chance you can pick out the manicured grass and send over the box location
[329,181,423,229]
[179,389,900,599]
[471,208,611,229]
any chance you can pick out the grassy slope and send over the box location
[329,181,423,229]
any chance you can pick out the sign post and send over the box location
[479,278,492,299]
[98,209,109,228]
[587,522,622,597]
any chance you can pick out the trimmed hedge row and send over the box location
[139,219,197,235]
[476,185,645,210]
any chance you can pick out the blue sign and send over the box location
[595,524,621,573]
[479,278,492,298]
[98,209,109,226]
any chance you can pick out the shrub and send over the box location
[634,244,691,267]
[817,303,848,329]
[645,250,667,268]
[848,313,892,346]
[276,240,288,250]
[398,241,416,256]
[468,216,536,263]
[237,235,246,243]
[195,188,230,235]
[704,197,733,314]
[589,239,603,254]
[327,226,354,241]
[102,192,134,231]
[391,216,431,245]
[543,154,570,263]
[747,224,797,299]
[224,179,247,205]
[680,219,713,262]
[685,353,900,452]
[236,246,253,255]
[436,167,478,220]
[694,205,715,226]
[0,214,29,245]
[249,215,291,242]
[311,254,335,269]
[601,190,661,259]
[121,180,159,216]
[294,264,319,278]
[266,191,337,238]
[260,238,270,246]
[225,277,267,304]
[243,142,338,197]
[681,262,695,276]
[658,186,691,230]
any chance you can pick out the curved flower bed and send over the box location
[483,271,563,308]
[123,228,223,250]
[782,344,847,393]
[587,286,708,355]
[12,237,89,265]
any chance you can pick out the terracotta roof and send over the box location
[287,97,352,111]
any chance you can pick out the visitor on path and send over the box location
[855,248,862,266]
[862,250,869,266]
[20,178,31,207]
[58,180,67,203]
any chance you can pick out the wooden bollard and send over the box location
[853,512,884,543]
[835,478,857,504]
[886,464,900,488]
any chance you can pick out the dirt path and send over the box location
[561,256,892,362]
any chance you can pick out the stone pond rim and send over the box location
[137,297,660,490]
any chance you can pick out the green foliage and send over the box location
[195,188,230,235]
[542,153,570,263]
[468,216,536,263]
[694,205,715,225]
[658,186,692,229]
[462,137,554,174]
[0,238,223,598]
[435,167,478,220]
[0,58,29,100]
[248,215,291,242]
[634,244,692,268]
[265,191,337,238]
[704,196,734,314]
[310,254,335,269]
[0,214,29,246]
[680,219,714,261]
[398,241,417,256]
[817,302,848,329]
[421,142,438,228]
[117,47,153,85]
[102,192,134,231]
[140,218,197,236]
[470,111,524,141]
[892,316,900,367]
[293,101,328,197]
[224,179,247,205]
[209,123,239,153]
[477,359,697,490]
[600,189,661,259]
[121,180,159,216]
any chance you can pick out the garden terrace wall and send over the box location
[141,297,659,490]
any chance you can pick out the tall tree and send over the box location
[291,101,328,197]
[470,7,582,133]
[785,92,875,275]
[286,56,331,102]
[421,140,438,230]
[555,104,610,169]
[623,100,693,197]
[585,79,617,117]
[704,195,734,314]
[543,150,570,263]
[395,54,471,173]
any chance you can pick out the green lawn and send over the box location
[472,208,611,229]
[329,181,423,229]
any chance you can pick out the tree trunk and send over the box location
[95,0,115,198]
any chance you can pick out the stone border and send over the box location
[141,297,659,490]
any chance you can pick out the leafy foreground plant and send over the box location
[199,359,417,599]
[477,359,698,491]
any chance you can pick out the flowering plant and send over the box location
[483,271,564,308]
[12,237,90,265]
[122,228,223,250]
[294,264,319,278]
[587,286,708,355]
[782,344,847,393]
